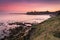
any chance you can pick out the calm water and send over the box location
[0,14,51,39]
[0,14,51,23]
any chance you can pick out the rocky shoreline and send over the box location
[0,22,35,40]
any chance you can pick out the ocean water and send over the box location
[0,14,51,23]
[0,14,51,39]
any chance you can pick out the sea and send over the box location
[0,14,51,39]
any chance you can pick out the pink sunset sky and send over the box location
[0,0,60,13]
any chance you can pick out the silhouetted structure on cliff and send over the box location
[27,10,60,16]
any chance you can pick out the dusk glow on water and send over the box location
[0,14,51,39]
[0,15,51,23]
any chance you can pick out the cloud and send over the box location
[0,0,60,4]
[0,0,60,13]
[0,10,5,12]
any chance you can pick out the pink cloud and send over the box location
[0,2,60,13]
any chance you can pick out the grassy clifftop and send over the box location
[30,15,60,40]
